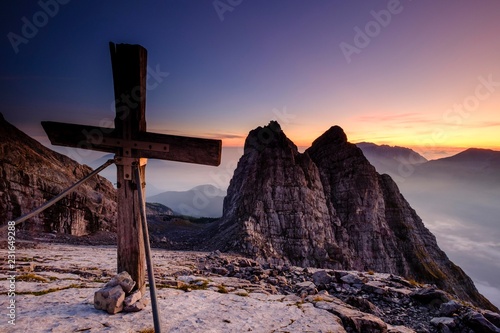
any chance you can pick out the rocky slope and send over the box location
[209,121,497,311]
[0,113,117,235]
[145,202,174,217]
[2,241,500,332]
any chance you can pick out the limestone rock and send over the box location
[362,281,387,295]
[124,289,142,307]
[123,298,147,313]
[410,287,450,306]
[345,296,383,317]
[315,299,388,333]
[296,281,316,289]
[340,273,363,285]
[274,302,346,333]
[94,285,126,314]
[105,271,136,293]
[430,317,456,328]
[387,325,416,333]
[311,270,333,287]
[439,300,462,316]
[0,114,117,235]
[295,281,317,297]
[463,311,500,333]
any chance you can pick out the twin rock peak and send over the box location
[209,120,495,311]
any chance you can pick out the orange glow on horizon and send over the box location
[219,124,500,161]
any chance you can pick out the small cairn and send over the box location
[94,271,147,314]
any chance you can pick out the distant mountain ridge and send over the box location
[147,184,226,218]
[437,147,500,164]
[356,142,427,182]
[209,121,497,311]
[356,142,428,164]
[420,148,500,183]
[357,143,500,184]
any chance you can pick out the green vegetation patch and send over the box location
[217,284,229,294]
[178,280,209,292]
[16,273,48,283]
[137,328,155,333]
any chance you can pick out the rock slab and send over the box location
[94,285,126,314]
[94,271,144,315]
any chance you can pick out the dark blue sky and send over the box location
[1,1,351,138]
[1,0,500,151]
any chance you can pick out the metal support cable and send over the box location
[1,159,116,232]
[134,165,162,333]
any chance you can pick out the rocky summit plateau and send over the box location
[1,241,500,333]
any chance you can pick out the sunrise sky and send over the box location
[1,0,499,159]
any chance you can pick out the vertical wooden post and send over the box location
[110,43,148,293]
[43,43,222,302]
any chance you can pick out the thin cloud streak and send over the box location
[148,128,245,140]
[355,114,500,129]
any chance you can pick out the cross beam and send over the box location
[41,122,222,178]
[41,43,222,296]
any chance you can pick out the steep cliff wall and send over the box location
[210,121,496,311]
[0,113,117,235]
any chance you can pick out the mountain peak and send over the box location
[430,147,500,167]
[312,125,348,146]
[459,147,498,156]
[249,120,283,138]
[267,120,282,131]
[244,120,296,153]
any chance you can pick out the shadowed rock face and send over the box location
[0,113,117,235]
[210,121,497,311]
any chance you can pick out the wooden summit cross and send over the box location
[42,43,222,293]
